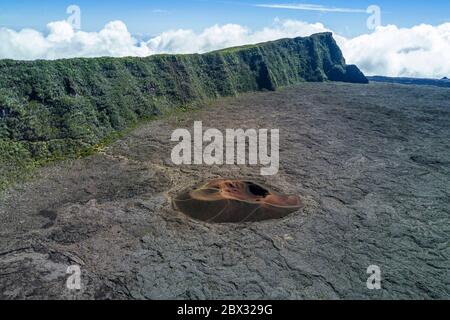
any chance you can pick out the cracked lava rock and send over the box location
[0,83,449,299]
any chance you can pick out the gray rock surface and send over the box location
[0,82,449,299]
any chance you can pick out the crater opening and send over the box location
[247,182,269,197]
[173,179,301,223]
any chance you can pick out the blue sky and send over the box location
[1,0,449,37]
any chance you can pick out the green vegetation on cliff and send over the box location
[0,32,367,190]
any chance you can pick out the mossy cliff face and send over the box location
[0,32,367,189]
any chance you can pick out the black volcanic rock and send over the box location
[369,76,450,88]
[0,83,448,299]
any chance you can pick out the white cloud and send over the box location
[147,19,328,54]
[255,3,366,13]
[0,19,449,78]
[0,20,151,60]
[337,23,450,78]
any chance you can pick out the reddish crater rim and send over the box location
[173,179,301,223]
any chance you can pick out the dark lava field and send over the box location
[0,82,449,299]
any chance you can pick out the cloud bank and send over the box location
[1,19,449,78]
[337,23,450,78]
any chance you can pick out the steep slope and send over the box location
[0,32,367,189]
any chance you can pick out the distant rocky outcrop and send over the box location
[0,32,367,189]
[369,76,450,88]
